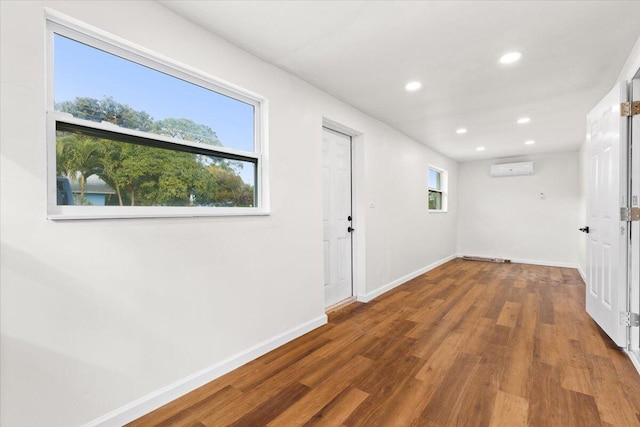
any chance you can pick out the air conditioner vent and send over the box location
[490,161,534,177]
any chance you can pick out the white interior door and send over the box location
[585,82,628,347]
[322,127,353,308]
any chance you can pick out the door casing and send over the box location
[628,76,640,360]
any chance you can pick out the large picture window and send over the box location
[47,13,267,219]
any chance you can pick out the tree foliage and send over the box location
[55,97,254,207]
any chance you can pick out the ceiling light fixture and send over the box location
[517,117,531,124]
[499,51,522,65]
[524,140,535,145]
[456,128,467,134]
[405,81,422,91]
[476,146,486,151]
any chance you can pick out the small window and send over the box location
[47,15,267,219]
[428,167,447,212]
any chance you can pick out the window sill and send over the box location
[47,206,271,220]
[428,209,448,214]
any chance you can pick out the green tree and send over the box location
[55,96,255,207]
[56,133,104,204]
[152,118,222,146]
[195,163,255,207]
[56,96,153,130]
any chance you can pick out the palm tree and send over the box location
[56,134,105,204]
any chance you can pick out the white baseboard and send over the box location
[82,314,328,427]
[507,258,578,269]
[356,254,457,303]
[577,267,587,284]
[625,349,640,376]
[457,254,579,270]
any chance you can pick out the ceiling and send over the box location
[160,1,640,162]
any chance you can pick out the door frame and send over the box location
[627,72,640,371]
[322,118,366,303]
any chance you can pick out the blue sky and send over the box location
[53,34,255,154]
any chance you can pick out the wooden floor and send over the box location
[130,259,640,426]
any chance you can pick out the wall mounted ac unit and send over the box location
[490,161,534,177]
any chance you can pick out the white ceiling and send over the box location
[160,1,640,162]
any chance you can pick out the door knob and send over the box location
[348,226,355,233]
[579,226,590,233]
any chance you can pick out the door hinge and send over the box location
[620,101,640,117]
[620,311,640,327]
[620,206,640,221]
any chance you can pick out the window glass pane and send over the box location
[429,168,441,190]
[56,130,255,207]
[429,190,442,210]
[53,34,255,153]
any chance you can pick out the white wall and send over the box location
[0,1,458,426]
[457,152,580,266]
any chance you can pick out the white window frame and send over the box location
[45,9,269,220]
[428,165,448,213]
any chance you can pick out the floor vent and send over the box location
[462,255,511,263]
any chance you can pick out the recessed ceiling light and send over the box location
[517,117,531,124]
[524,140,535,145]
[476,146,486,151]
[456,128,467,134]
[499,51,522,64]
[405,81,422,91]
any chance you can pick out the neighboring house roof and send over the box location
[69,175,116,195]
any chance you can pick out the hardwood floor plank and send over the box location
[404,297,444,324]
[489,390,528,427]
[607,347,640,411]
[454,355,500,427]
[129,260,640,427]
[483,280,512,320]
[417,352,482,425]
[302,387,369,427]
[527,360,570,426]
[578,321,610,357]
[368,290,412,311]
[561,364,595,396]
[408,317,457,359]
[372,377,435,426]
[415,332,465,382]
[298,334,376,388]
[588,352,640,425]
[564,389,604,427]
[534,323,559,366]
[227,381,310,427]
[231,333,331,392]
[500,293,537,398]
[496,300,521,328]
[352,338,422,394]
[344,358,425,426]
[267,356,373,426]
